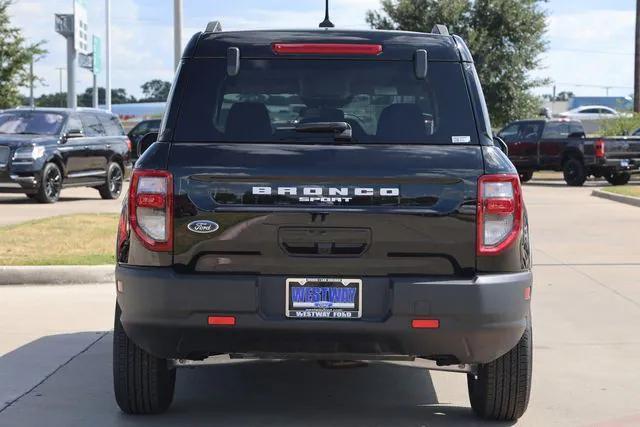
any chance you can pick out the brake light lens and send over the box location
[477,174,522,255]
[272,43,383,55]
[129,169,173,252]
[595,139,605,158]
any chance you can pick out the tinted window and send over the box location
[542,123,569,139]
[579,108,599,114]
[66,114,84,133]
[174,59,479,144]
[80,113,106,136]
[499,122,542,142]
[99,114,125,136]
[130,120,160,138]
[0,111,65,136]
[569,122,584,135]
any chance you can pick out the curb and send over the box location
[591,189,640,208]
[0,265,114,285]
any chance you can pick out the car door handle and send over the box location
[84,145,90,150]
[106,144,111,149]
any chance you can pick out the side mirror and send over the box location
[137,132,159,158]
[64,129,84,140]
[493,136,508,156]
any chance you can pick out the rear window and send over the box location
[542,122,570,139]
[174,59,478,144]
[99,114,125,136]
[80,113,106,137]
[499,122,543,142]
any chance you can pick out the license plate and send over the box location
[620,159,629,168]
[285,278,362,319]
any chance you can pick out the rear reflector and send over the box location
[524,287,532,300]
[208,316,236,326]
[412,319,440,329]
[272,43,383,55]
[136,193,165,209]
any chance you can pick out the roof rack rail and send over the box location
[205,21,222,33]
[431,24,449,36]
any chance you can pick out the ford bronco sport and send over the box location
[113,23,533,421]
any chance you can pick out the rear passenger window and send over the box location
[99,115,125,136]
[66,115,84,133]
[81,113,106,137]
[542,123,569,139]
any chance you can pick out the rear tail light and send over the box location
[272,43,383,55]
[595,138,605,158]
[477,174,523,255]
[129,169,173,252]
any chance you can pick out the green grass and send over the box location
[0,214,118,265]
[602,186,640,198]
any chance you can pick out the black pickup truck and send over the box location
[498,119,640,186]
[113,25,533,421]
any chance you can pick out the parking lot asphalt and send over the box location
[1,181,640,426]
[0,184,128,226]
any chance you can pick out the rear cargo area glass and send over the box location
[174,59,478,145]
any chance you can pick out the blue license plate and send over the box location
[286,278,362,319]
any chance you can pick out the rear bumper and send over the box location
[115,265,532,364]
[597,158,640,174]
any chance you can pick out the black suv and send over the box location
[114,25,533,421]
[0,108,131,203]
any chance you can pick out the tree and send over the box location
[367,0,548,126]
[140,79,171,102]
[555,91,574,102]
[0,0,46,108]
[34,87,136,107]
[77,87,136,106]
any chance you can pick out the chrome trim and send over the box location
[170,354,477,374]
[67,170,106,178]
[9,174,37,184]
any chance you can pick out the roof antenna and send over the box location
[319,0,334,28]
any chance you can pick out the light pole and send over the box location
[174,0,183,69]
[56,67,65,107]
[635,0,640,112]
[66,35,77,109]
[105,0,111,111]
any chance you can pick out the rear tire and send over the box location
[518,170,534,183]
[467,317,532,421]
[563,158,586,186]
[605,172,630,186]
[35,162,62,203]
[98,162,124,199]
[113,304,176,414]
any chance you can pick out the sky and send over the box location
[7,0,637,100]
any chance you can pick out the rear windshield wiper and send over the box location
[295,121,352,141]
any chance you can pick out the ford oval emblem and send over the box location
[187,220,219,234]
